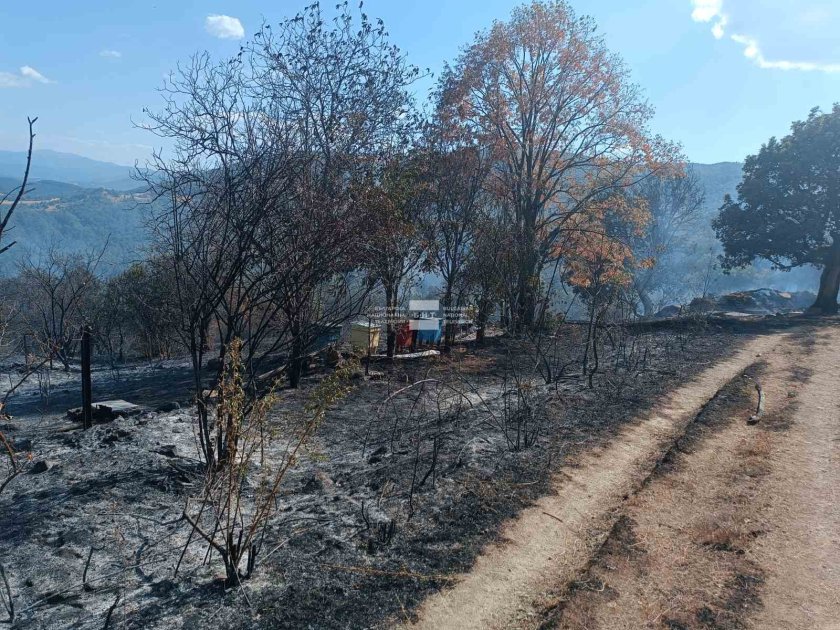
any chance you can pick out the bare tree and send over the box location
[142,48,302,465]
[0,117,37,506]
[108,260,181,360]
[143,2,422,470]
[250,2,423,363]
[359,153,428,357]
[628,172,705,316]
[463,211,510,343]
[17,246,105,370]
[420,118,492,348]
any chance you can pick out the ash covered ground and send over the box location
[0,318,806,629]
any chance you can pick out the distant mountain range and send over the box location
[0,152,821,293]
[688,162,743,210]
[0,149,140,191]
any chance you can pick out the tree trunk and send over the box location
[386,329,396,358]
[476,326,485,344]
[443,284,454,351]
[512,212,540,333]
[812,239,840,314]
[813,264,840,313]
[385,284,397,358]
[288,337,303,388]
[514,267,538,333]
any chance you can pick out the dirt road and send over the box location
[748,327,840,629]
[410,323,840,629]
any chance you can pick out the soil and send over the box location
[539,322,840,629]
[0,316,832,629]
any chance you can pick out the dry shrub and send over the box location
[181,338,356,585]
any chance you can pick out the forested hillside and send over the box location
[0,158,822,293]
[0,176,149,273]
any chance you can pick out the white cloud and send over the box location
[0,66,53,88]
[690,0,728,39]
[690,1,840,73]
[730,34,840,72]
[711,15,728,40]
[20,65,52,84]
[99,49,122,59]
[205,14,244,40]
[0,72,27,88]
[691,0,723,23]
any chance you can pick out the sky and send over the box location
[1,0,838,166]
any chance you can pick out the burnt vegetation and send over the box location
[0,1,837,628]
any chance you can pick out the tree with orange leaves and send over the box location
[560,194,647,382]
[437,0,680,331]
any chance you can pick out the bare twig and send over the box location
[0,116,37,256]
[103,591,122,629]
[82,547,95,592]
[0,563,13,624]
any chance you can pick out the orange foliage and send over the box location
[435,0,683,314]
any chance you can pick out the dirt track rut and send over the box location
[409,333,786,630]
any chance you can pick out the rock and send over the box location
[367,445,388,465]
[156,401,181,413]
[654,305,681,318]
[30,460,55,474]
[689,296,717,313]
[693,289,818,316]
[155,445,178,458]
[12,438,33,452]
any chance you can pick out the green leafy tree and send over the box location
[714,105,840,313]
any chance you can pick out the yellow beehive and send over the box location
[348,321,381,354]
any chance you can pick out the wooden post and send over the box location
[81,325,93,429]
[365,316,371,376]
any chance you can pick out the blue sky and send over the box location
[1,0,838,165]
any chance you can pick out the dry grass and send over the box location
[692,516,755,552]
[551,366,787,630]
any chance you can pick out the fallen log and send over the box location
[67,400,145,423]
